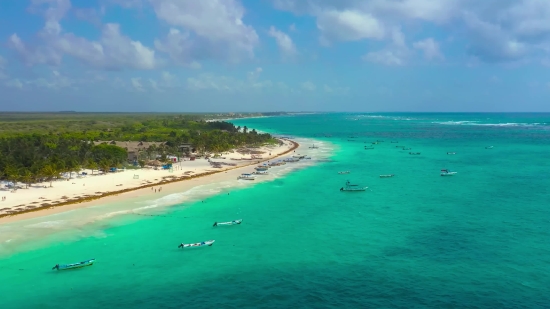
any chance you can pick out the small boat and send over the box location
[237,173,255,180]
[213,219,242,227]
[338,171,350,174]
[255,166,268,171]
[253,170,268,175]
[371,142,378,145]
[485,146,494,149]
[409,152,421,155]
[403,148,411,150]
[391,141,399,143]
[178,240,215,248]
[309,144,319,149]
[447,152,456,155]
[380,174,394,178]
[364,147,374,150]
[52,259,95,271]
[340,180,367,192]
[284,158,300,162]
[440,169,457,176]
[304,156,312,160]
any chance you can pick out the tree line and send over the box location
[0,120,274,187]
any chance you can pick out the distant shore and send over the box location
[0,139,299,223]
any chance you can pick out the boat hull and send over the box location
[54,259,95,271]
[179,240,215,248]
[215,219,242,226]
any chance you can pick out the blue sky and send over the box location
[1,0,549,112]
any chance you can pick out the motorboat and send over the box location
[403,148,411,150]
[380,174,395,178]
[409,152,421,155]
[237,173,255,180]
[284,158,300,162]
[440,169,457,176]
[253,170,269,175]
[178,240,215,248]
[52,259,95,271]
[447,152,456,155]
[485,146,494,149]
[338,171,350,174]
[340,180,367,192]
[255,166,268,171]
[391,141,399,143]
[213,219,242,227]
[364,147,374,150]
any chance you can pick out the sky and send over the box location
[1,0,550,112]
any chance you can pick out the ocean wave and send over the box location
[433,121,547,127]
[350,115,418,121]
[25,220,67,229]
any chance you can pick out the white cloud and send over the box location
[131,77,144,91]
[247,67,263,82]
[272,0,550,63]
[6,79,23,89]
[363,50,405,66]
[413,38,444,60]
[301,81,316,91]
[289,23,296,31]
[8,0,158,70]
[268,26,297,56]
[151,0,259,63]
[317,9,385,43]
[324,84,350,95]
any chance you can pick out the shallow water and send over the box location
[2,113,550,308]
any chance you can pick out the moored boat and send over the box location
[485,146,494,149]
[440,169,457,176]
[255,166,268,171]
[364,147,374,150]
[447,152,456,155]
[409,152,421,155]
[52,258,95,271]
[237,173,255,180]
[340,180,367,192]
[178,240,215,248]
[391,141,399,143]
[338,171,350,174]
[309,144,319,149]
[253,170,268,175]
[380,174,395,178]
[213,219,242,227]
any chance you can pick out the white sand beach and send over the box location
[0,139,299,223]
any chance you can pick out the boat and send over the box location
[178,240,215,248]
[253,170,268,175]
[364,147,374,150]
[447,152,456,155]
[293,155,306,159]
[403,148,411,150]
[371,142,378,145]
[380,174,395,178]
[52,258,95,271]
[409,152,421,155]
[304,156,312,159]
[309,144,319,149]
[440,169,457,176]
[283,158,300,162]
[485,146,494,149]
[255,166,268,171]
[338,171,350,174]
[340,180,367,192]
[237,173,255,180]
[213,219,242,227]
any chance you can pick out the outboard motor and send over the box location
[178,243,183,248]
[213,222,218,227]
[52,264,59,270]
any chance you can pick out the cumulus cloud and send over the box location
[272,0,550,63]
[301,81,316,91]
[151,0,259,63]
[131,77,144,91]
[363,50,405,66]
[268,26,297,57]
[8,0,158,70]
[413,38,444,60]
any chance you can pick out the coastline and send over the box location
[0,139,299,224]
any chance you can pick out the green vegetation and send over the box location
[0,112,281,185]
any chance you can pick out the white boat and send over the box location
[52,258,95,271]
[340,180,367,192]
[380,174,395,178]
[440,169,457,176]
[293,155,306,159]
[178,240,215,248]
[485,146,494,149]
[304,156,312,159]
[253,170,269,175]
[409,152,421,155]
[284,158,300,162]
[255,166,268,171]
[237,173,255,180]
[447,152,456,155]
[338,171,350,174]
[213,219,242,227]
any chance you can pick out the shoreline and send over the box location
[0,139,299,224]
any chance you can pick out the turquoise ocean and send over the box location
[1,113,550,308]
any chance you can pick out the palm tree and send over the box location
[41,164,58,187]
[19,168,33,189]
[87,161,98,175]
[99,160,111,174]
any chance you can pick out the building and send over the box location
[94,141,167,162]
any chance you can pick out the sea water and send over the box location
[1,113,550,308]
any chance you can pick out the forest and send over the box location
[0,113,279,186]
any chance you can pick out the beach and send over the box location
[0,138,299,223]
